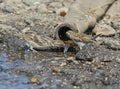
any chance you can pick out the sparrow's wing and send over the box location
[66,31,82,41]
[66,31,93,42]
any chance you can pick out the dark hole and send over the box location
[58,26,71,41]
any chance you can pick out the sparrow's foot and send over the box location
[64,43,70,53]
[25,43,34,52]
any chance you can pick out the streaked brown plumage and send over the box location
[66,31,93,43]
[63,30,94,53]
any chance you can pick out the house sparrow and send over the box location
[63,30,94,53]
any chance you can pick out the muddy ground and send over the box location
[0,0,120,89]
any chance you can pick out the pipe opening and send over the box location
[58,26,72,41]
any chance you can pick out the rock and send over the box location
[56,7,69,16]
[30,76,38,83]
[93,0,120,35]
[38,4,47,13]
[75,43,95,61]
[52,67,60,74]
[21,27,30,33]
[41,0,52,4]
[66,57,78,64]
[60,62,67,67]
[22,0,33,6]
[2,5,15,13]
[62,0,75,7]
[24,19,34,26]
[95,37,120,49]
[49,2,62,8]
[2,34,26,51]
[93,24,116,36]
[111,20,120,31]
[115,58,120,63]
[75,43,120,62]
[22,0,42,6]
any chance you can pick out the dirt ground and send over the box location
[0,0,120,89]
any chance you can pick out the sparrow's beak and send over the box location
[63,43,70,53]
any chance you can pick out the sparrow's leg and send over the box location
[25,43,34,52]
[64,43,70,53]
[72,39,85,49]
[77,42,85,49]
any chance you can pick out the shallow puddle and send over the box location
[0,72,39,89]
[0,50,75,89]
[0,52,23,70]
[0,52,39,89]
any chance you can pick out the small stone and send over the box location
[60,62,66,67]
[96,37,120,49]
[116,57,120,63]
[22,27,30,33]
[30,76,38,83]
[38,4,47,12]
[52,67,60,74]
[22,0,41,6]
[22,0,32,6]
[50,62,59,67]
[2,5,15,13]
[67,57,75,63]
[24,19,34,26]
[75,49,93,61]
[86,61,92,65]
[56,7,69,16]
[41,0,52,4]
[111,21,120,30]
[93,24,116,36]
[49,2,62,8]
[9,53,16,57]
[33,2,40,6]
[16,11,20,15]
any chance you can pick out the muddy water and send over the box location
[0,46,120,89]
[0,50,74,89]
[0,52,39,89]
[0,52,23,70]
[0,72,39,89]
